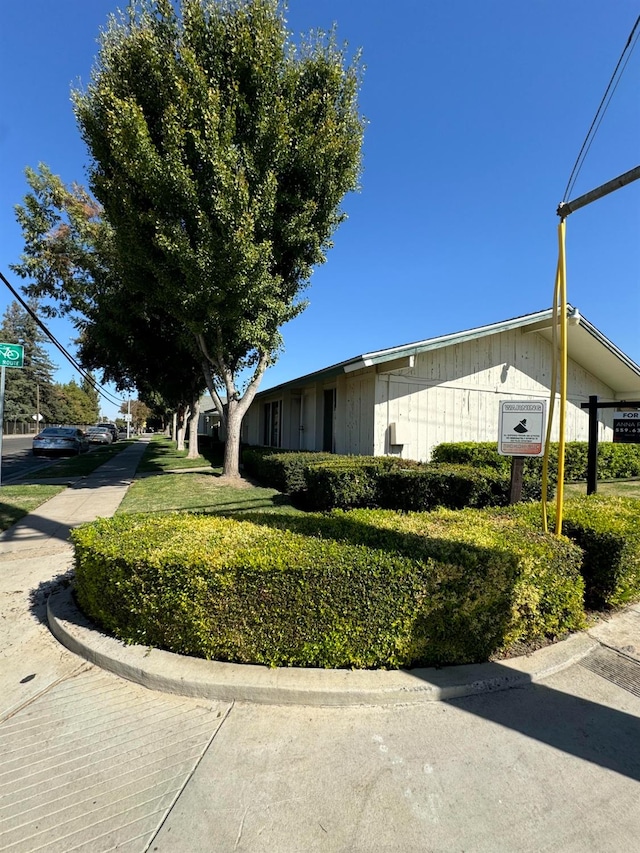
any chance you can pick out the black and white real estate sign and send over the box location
[498,400,546,456]
[613,411,640,444]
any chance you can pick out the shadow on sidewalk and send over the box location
[441,667,640,783]
[29,570,75,625]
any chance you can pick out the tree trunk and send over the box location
[222,400,243,478]
[176,405,187,451]
[186,395,200,459]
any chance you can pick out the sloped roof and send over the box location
[257,307,640,400]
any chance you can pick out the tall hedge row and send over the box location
[241,447,548,511]
[432,441,640,482]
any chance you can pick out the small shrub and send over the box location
[597,443,640,479]
[301,459,543,512]
[377,464,510,511]
[299,457,398,510]
[242,447,334,493]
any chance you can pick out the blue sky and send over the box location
[1,1,638,421]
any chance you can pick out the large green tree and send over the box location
[73,0,363,476]
[54,378,101,424]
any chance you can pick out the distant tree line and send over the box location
[0,300,100,429]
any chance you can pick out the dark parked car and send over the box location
[32,427,89,457]
[86,426,113,445]
[101,423,119,442]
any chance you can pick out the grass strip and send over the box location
[0,485,65,531]
[118,471,298,516]
[30,440,137,479]
[136,435,222,473]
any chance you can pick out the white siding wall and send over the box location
[339,372,375,455]
[373,328,615,461]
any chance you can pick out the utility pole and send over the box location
[557,165,640,219]
[549,164,640,535]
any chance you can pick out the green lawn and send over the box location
[136,434,221,473]
[0,485,66,531]
[30,440,138,479]
[564,480,640,499]
[118,471,298,515]
[119,435,298,516]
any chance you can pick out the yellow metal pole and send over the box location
[555,220,568,536]
[541,258,561,533]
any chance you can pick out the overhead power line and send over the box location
[562,14,640,203]
[0,268,127,410]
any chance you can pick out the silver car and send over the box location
[32,427,90,457]
[86,426,113,445]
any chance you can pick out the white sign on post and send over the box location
[498,400,546,457]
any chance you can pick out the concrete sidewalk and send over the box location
[2,441,640,851]
[0,438,152,721]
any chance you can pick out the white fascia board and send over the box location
[361,309,556,365]
[343,358,374,373]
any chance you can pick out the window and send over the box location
[263,400,281,447]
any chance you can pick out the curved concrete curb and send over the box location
[48,587,598,707]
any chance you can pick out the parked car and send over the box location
[101,423,119,442]
[32,427,89,457]
[86,426,113,445]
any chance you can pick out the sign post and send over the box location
[0,343,25,488]
[498,400,547,504]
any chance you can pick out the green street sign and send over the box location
[0,343,24,368]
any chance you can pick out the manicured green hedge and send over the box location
[299,455,412,510]
[507,496,640,610]
[377,465,522,511]
[243,447,549,511]
[297,460,545,511]
[242,447,335,493]
[432,441,640,482]
[71,509,585,669]
[597,444,640,479]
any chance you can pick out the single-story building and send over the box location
[197,394,222,438]
[242,307,640,461]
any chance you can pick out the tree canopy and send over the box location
[15,0,364,475]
